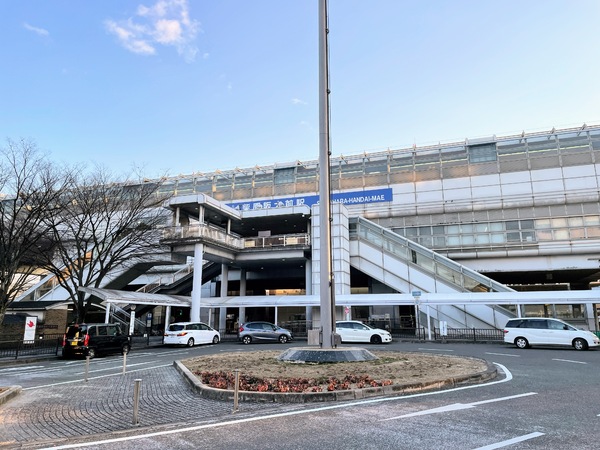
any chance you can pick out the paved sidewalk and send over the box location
[0,365,281,449]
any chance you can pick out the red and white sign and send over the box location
[23,316,37,342]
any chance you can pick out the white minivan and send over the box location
[164,322,220,347]
[503,317,600,351]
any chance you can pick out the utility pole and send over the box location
[318,0,335,349]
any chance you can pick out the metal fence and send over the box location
[0,334,62,359]
[432,327,505,342]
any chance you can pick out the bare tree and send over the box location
[40,167,168,322]
[0,138,72,325]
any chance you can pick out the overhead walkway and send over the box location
[349,217,516,329]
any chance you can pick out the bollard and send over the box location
[232,369,240,413]
[85,356,90,382]
[133,379,142,425]
[122,352,127,375]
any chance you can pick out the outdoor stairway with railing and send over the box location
[349,216,516,329]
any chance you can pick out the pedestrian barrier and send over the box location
[0,334,62,359]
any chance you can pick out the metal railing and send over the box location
[433,327,504,342]
[350,216,515,294]
[163,223,310,251]
[0,334,62,359]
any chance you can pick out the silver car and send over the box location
[238,321,293,344]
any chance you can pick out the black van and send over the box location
[62,323,130,359]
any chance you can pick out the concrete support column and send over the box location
[219,264,229,333]
[104,303,111,323]
[239,268,247,324]
[191,243,204,322]
[165,305,172,330]
[174,207,180,226]
[305,260,313,325]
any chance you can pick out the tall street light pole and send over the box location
[318,0,335,349]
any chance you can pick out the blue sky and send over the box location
[1,0,599,179]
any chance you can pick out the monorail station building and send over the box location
[13,123,600,335]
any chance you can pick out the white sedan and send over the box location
[164,322,220,347]
[335,321,392,344]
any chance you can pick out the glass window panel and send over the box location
[405,228,418,236]
[420,236,433,247]
[434,236,446,247]
[274,167,295,185]
[461,224,473,233]
[568,217,583,227]
[490,222,504,231]
[447,225,460,234]
[468,143,497,163]
[551,218,568,228]
[536,219,552,229]
[570,228,586,239]
[553,229,569,240]
[507,232,521,242]
[537,230,553,240]
[586,227,600,237]
[522,231,535,242]
[432,226,445,235]
[584,216,600,226]
[461,235,475,245]
[491,233,505,243]
[506,221,520,230]
[520,219,534,229]
[447,236,460,246]
[420,227,432,235]
[475,234,490,244]
[475,223,489,232]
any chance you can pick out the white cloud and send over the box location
[23,22,49,37]
[291,98,307,105]
[105,0,200,62]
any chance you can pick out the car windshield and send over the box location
[168,325,185,331]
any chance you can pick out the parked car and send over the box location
[335,320,392,344]
[164,322,220,347]
[62,323,130,359]
[238,322,293,344]
[503,317,600,351]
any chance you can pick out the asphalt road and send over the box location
[1,340,599,449]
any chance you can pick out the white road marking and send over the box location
[552,358,587,365]
[472,432,545,449]
[485,352,520,357]
[0,365,44,373]
[381,392,537,420]
[74,362,155,375]
[38,363,514,450]
[417,348,455,352]
[22,364,172,390]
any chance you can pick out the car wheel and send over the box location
[514,337,529,349]
[279,335,288,344]
[242,335,252,345]
[573,338,588,351]
[186,338,195,347]
[212,335,220,344]
[87,348,96,359]
[121,344,130,355]
[370,335,382,344]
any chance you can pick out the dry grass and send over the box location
[182,350,488,392]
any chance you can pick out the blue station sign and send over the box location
[227,188,393,212]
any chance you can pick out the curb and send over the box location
[0,386,22,406]
[173,356,498,403]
